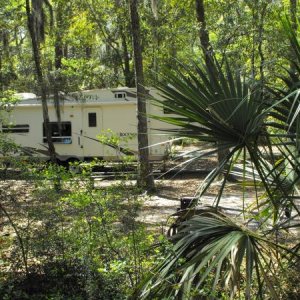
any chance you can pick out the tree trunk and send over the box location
[0,54,3,92]
[151,1,159,84]
[257,2,267,83]
[54,2,63,125]
[290,0,298,72]
[195,0,228,166]
[54,39,63,120]
[129,0,155,191]
[251,4,256,80]
[121,27,135,87]
[195,0,214,72]
[290,0,297,31]
[26,0,56,163]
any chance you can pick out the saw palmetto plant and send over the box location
[134,22,300,299]
[135,212,292,299]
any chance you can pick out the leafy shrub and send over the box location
[0,160,157,299]
[0,259,125,300]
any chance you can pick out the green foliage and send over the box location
[2,1,300,299]
[0,259,126,300]
[0,160,157,299]
[0,90,19,108]
[152,58,266,147]
[60,58,110,91]
[2,0,294,92]
[0,90,20,171]
[97,129,136,157]
[134,22,300,298]
[0,134,18,156]
[135,212,294,299]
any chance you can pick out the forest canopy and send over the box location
[0,0,296,94]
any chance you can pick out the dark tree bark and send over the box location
[0,29,9,91]
[53,2,63,125]
[290,0,298,72]
[195,0,228,166]
[0,54,3,92]
[290,0,297,31]
[121,27,135,87]
[129,0,155,191]
[26,0,56,163]
[257,2,268,83]
[250,4,256,80]
[195,0,215,73]
[150,0,159,84]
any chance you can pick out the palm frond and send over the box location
[152,58,267,151]
[134,213,295,299]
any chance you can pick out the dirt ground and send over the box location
[1,152,298,233]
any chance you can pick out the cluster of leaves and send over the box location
[0,90,20,166]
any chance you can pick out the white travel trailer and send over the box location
[1,88,173,163]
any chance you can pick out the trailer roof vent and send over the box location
[114,92,127,100]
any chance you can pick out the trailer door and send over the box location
[82,108,104,158]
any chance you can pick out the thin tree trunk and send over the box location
[121,28,135,87]
[251,5,256,80]
[195,0,228,166]
[26,0,56,163]
[258,2,267,83]
[63,45,68,58]
[0,54,3,92]
[1,29,7,91]
[54,40,63,121]
[117,0,134,86]
[151,6,159,84]
[195,0,214,72]
[290,0,298,72]
[54,3,63,125]
[290,0,297,31]
[129,0,155,191]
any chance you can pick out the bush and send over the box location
[0,259,126,300]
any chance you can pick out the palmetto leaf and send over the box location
[152,58,267,151]
[134,212,294,300]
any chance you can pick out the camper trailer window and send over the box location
[43,122,72,144]
[2,124,30,133]
[88,113,97,127]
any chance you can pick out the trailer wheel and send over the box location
[57,159,68,168]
